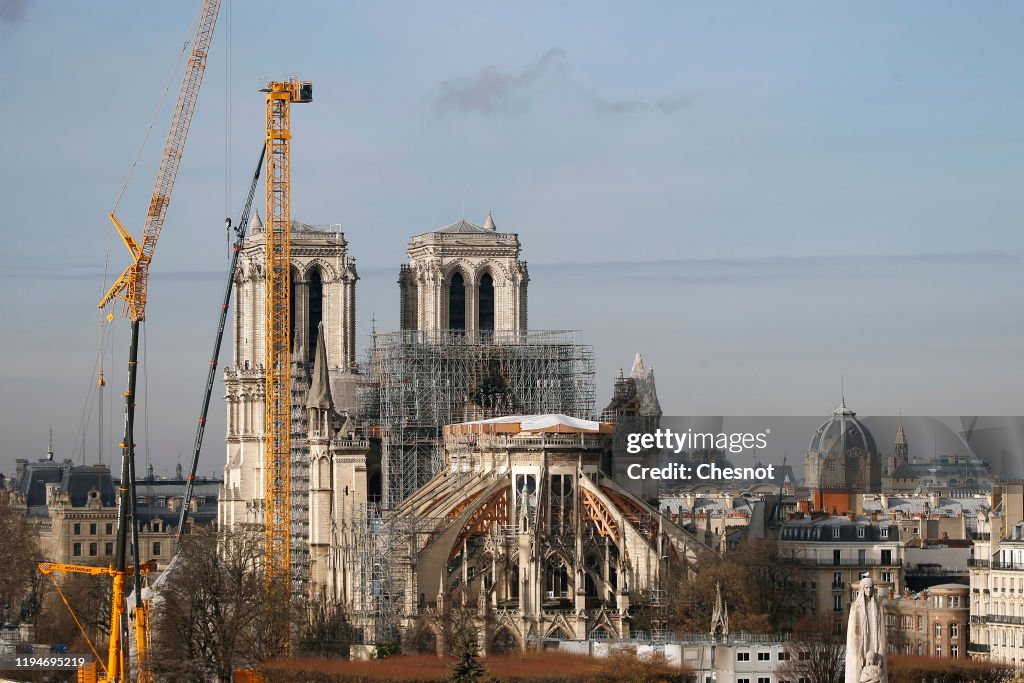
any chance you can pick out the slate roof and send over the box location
[660,495,755,516]
[18,461,68,506]
[61,465,116,507]
[436,219,492,234]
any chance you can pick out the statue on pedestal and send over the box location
[845,576,887,683]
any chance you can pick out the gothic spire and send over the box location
[710,581,729,638]
[248,209,263,231]
[307,322,334,411]
[895,414,907,446]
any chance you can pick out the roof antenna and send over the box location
[47,428,54,461]
[841,374,845,408]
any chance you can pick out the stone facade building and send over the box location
[969,511,1024,664]
[886,583,970,658]
[10,457,218,567]
[778,515,904,636]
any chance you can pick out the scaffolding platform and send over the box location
[363,330,596,506]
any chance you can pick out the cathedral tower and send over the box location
[398,213,528,333]
[219,213,358,532]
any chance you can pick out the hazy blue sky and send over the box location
[1,1,1022,474]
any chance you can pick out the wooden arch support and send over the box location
[580,487,619,540]
[448,486,510,562]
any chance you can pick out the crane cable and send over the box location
[225,0,232,250]
[79,12,199,468]
[44,573,106,676]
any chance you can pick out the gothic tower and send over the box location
[893,418,909,466]
[883,416,918,494]
[219,212,358,533]
[398,213,529,333]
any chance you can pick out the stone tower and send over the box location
[219,212,358,531]
[306,322,370,598]
[893,418,909,466]
[883,417,918,494]
[397,213,529,333]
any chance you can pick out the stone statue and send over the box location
[845,576,887,683]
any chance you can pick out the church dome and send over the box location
[809,399,878,458]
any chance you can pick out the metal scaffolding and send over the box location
[363,329,596,507]
[290,356,311,595]
[349,503,447,645]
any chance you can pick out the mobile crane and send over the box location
[40,1,222,681]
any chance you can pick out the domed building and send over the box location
[804,398,883,513]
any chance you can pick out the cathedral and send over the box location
[218,212,714,651]
[218,214,361,584]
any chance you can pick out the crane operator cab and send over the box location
[298,81,313,102]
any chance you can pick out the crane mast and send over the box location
[261,78,312,654]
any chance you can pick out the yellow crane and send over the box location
[260,78,312,656]
[36,561,156,683]
[42,1,221,681]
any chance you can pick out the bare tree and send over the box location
[36,569,112,647]
[777,614,846,683]
[297,592,350,657]
[149,525,268,683]
[670,538,812,634]
[0,504,41,626]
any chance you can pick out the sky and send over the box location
[1,1,1022,475]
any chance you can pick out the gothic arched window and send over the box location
[307,268,323,364]
[449,272,466,331]
[478,272,494,332]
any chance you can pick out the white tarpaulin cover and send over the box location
[459,414,603,432]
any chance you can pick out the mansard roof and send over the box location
[61,465,117,507]
[18,460,68,506]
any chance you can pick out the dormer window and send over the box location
[857,526,866,539]
[881,527,889,538]
[832,527,841,539]
[152,520,161,533]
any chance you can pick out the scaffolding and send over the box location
[349,503,447,645]
[363,329,596,507]
[290,356,311,595]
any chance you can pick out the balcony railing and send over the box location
[968,643,991,653]
[990,559,1024,571]
[985,614,1024,625]
[816,558,902,567]
[968,559,990,568]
